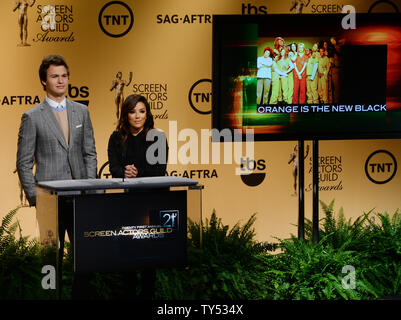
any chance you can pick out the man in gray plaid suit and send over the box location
[16,54,97,299]
[16,54,97,206]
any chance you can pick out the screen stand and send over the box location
[298,139,319,243]
[298,139,305,240]
[312,139,320,243]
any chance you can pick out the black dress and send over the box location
[107,130,168,178]
[107,129,168,299]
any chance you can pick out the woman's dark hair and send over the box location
[116,94,154,145]
[39,54,70,90]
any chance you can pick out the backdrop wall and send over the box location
[1,0,400,243]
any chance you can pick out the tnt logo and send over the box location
[98,1,134,38]
[188,79,212,114]
[368,0,400,13]
[365,150,397,184]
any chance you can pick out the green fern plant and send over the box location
[304,200,372,252]
[0,206,54,300]
[366,211,401,260]
[0,206,20,252]
[156,210,272,300]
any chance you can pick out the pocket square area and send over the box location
[75,124,82,128]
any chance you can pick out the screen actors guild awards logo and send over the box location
[110,71,133,119]
[34,3,75,43]
[13,2,76,44]
[13,0,36,46]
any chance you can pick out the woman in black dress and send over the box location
[107,94,168,299]
[108,94,167,179]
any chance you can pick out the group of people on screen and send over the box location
[257,36,341,106]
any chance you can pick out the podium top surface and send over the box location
[37,176,199,192]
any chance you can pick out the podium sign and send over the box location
[36,177,201,293]
[74,190,187,273]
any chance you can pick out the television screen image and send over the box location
[212,14,401,140]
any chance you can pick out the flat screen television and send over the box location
[212,13,401,141]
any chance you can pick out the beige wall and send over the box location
[1,0,400,243]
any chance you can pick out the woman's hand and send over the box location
[124,164,138,178]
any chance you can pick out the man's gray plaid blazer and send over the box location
[16,99,97,206]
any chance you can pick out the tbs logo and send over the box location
[241,3,268,14]
[67,84,89,106]
[240,157,266,187]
